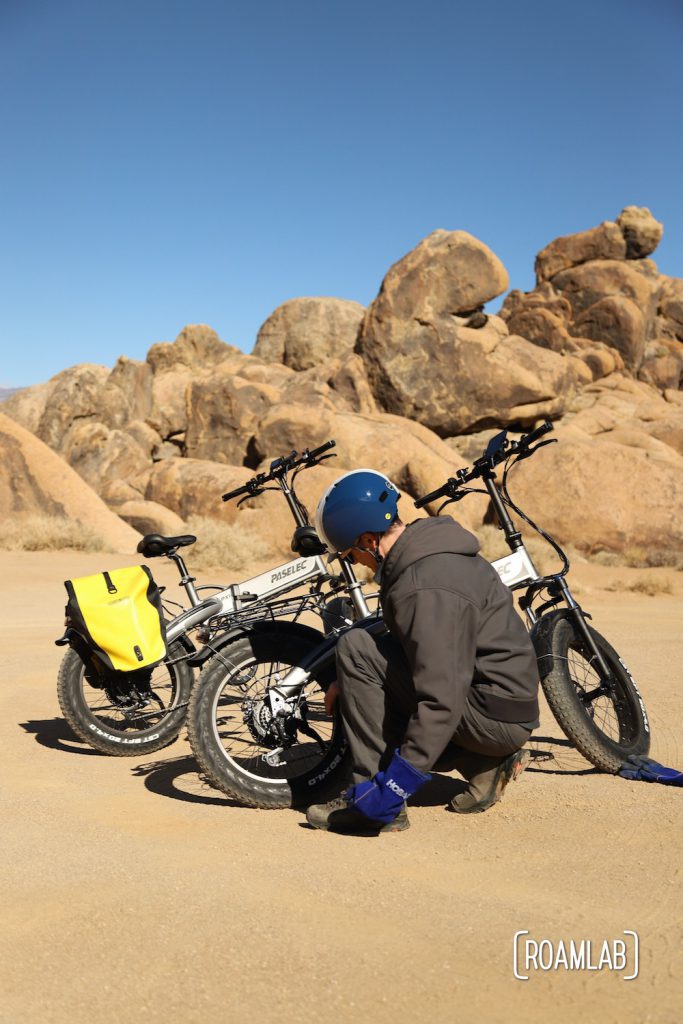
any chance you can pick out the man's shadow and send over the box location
[410,745,469,806]
[19,717,101,756]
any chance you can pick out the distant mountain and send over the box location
[0,387,22,402]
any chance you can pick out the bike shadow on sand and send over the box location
[19,717,102,756]
[526,734,599,776]
[131,755,247,808]
[411,734,598,805]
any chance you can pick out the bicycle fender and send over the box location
[286,615,388,686]
[187,619,326,668]
[174,632,197,657]
[530,609,572,680]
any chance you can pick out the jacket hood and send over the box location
[382,516,480,589]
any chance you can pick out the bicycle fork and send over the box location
[535,577,619,705]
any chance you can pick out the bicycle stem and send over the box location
[276,476,309,528]
[275,469,370,617]
[482,470,523,552]
[483,468,615,690]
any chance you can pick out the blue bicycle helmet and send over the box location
[315,469,401,554]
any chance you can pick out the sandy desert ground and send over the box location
[1,549,681,1024]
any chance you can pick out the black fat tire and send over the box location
[187,630,349,809]
[57,642,193,756]
[537,615,650,772]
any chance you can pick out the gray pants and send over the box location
[337,627,533,784]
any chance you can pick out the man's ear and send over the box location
[357,531,377,550]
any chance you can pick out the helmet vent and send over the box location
[379,490,388,502]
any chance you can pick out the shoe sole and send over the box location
[307,815,410,834]
[450,748,531,815]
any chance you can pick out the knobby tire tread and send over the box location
[539,619,650,773]
[57,642,193,756]
[187,633,348,809]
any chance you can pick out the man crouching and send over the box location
[306,470,540,833]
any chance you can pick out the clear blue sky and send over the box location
[1,0,681,387]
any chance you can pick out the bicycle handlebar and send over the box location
[221,439,336,502]
[305,439,336,461]
[414,421,554,509]
[414,481,456,510]
[516,420,553,448]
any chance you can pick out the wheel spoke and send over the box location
[566,641,636,746]
[211,654,335,783]
[80,656,182,732]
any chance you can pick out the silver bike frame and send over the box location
[165,553,330,644]
[490,545,540,591]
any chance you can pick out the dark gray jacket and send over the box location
[380,516,540,771]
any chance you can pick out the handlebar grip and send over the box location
[308,439,336,459]
[414,485,447,509]
[222,484,250,502]
[521,420,554,447]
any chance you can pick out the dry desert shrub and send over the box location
[624,547,683,571]
[187,516,275,572]
[1,515,107,552]
[605,576,675,598]
[592,550,623,568]
[594,547,683,571]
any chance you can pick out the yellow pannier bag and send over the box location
[64,565,167,674]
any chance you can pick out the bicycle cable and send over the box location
[500,453,570,575]
[435,486,490,516]
[432,453,570,577]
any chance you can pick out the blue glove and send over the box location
[618,755,683,786]
[346,750,432,824]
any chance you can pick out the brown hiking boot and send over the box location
[449,748,531,814]
[306,794,410,833]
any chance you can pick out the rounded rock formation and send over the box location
[359,307,579,435]
[0,412,140,552]
[535,220,626,283]
[254,297,365,371]
[616,206,664,259]
[356,230,582,434]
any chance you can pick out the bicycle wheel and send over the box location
[537,615,650,772]
[187,629,349,808]
[57,641,193,755]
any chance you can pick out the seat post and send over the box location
[168,551,201,607]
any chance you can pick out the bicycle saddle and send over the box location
[136,534,197,558]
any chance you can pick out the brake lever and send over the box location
[436,495,462,515]
[300,451,337,468]
[236,490,263,508]
[515,438,557,462]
